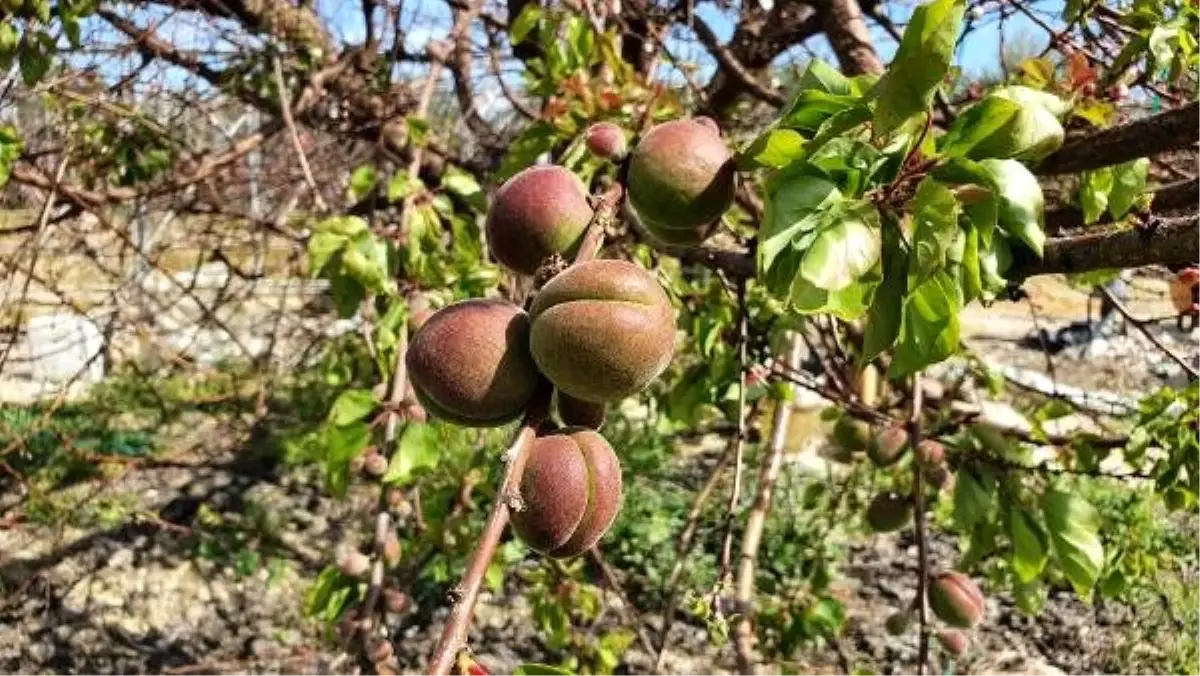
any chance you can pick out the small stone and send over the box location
[107,548,135,569]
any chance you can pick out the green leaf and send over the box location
[324,422,370,497]
[1108,158,1148,220]
[790,270,880,321]
[349,165,377,200]
[0,125,22,188]
[1079,167,1113,225]
[304,565,341,618]
[939,97,1022,159]
[498,122,558,181]
[799,203,882,292]
[328,389,378,426]
[890,270,961,377]
[794,58,853,96]
[971,86,1067,162]
[782,90,860,132]
[908,179,961,278]
[315,215,369,238]
[386,172,421,202]
[1010,508,1049,583]
[1041,488,1105,595]
[510,4,543,45]
[514,664,573,676]
[383,422,440,485]
[738,127,807,171]
[1148,25,1179,71]
[1013,579,1047,615]
[978,159,1044,257]
[329,272,367,318]
[441,166,486,211]
[759,175,842,273]
[870,0,966,135]
[307,231,346,277]
[18,34,51,86]
[953,466,994,530]
[861,226,907,363]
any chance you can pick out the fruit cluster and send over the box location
[405,117,736,557]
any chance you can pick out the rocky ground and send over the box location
[0,272,1193,675]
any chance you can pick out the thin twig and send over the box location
[715,279,751,595]
[909,373,930,675]
[1098,285,1198,379]
[588,548,658,657]
[733,334,804,674]
[270,56,328,214]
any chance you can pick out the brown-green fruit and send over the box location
[916,439,946,468]
[885,610,911,636]
[510,430,623,558]
[866,492,913,532]
[833,416,872,453]
[929,571,986,628]
[364,451,388,477]
[556,390,606,430]
[937,629,970,657]
[406,299,543,426]
[868,425,910,467]
[585,122,628,160]
[529,259,675,403]
[383,588,410,614]
[627,118,736,244]
[928,465,955,491]
[485,164,594,275]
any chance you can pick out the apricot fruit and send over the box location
[885,610,911,636]
[868,425,909,467]
[510,429,623,558]
[937,629,970,657]
[627,118,736,244]
[485,164,594,275]
[406,299,543,426]
[916,439,946,468]
[529,259,675,402]
[585,122,627,160]
[866,492,912,532]
[929,571,985,628]
[556,390,606,430]
[833,416,872,453]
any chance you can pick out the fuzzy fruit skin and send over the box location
[364,452,388,477]
[529,260,675,403]
[510,429,623,558]
[693,116,720,134]
[928,465,955,491]
[627,118,736,244]
[407,299,543,426]
[556,390,606,430]
[916,439,946,468]
[929,571,986,628]
[585,122,628,160]
[866,492,913,532]
[937,629,970,657]
[485,164,594,275]
[338,551,370,579]
[833,416,872,453]
[868,425,909,467]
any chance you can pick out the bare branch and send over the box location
[1036,102,1200,175]
[823,0,885,76]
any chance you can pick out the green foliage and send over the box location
[869,0,966,134]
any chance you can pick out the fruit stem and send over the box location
[573,183,624,264]
[425,387,551,675]
[908,372,930,675]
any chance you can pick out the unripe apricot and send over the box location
[928,465,955,492]
[693,116,720,135]
[627,118,736,244]
[382,534,401,567]
[556,390,606,429]
[916,439,946,468]
[868,425,909,467]
[407,299,543,426]
[529,260,676,403]
[585,122,628,160]
[338,550,370,579]
[510,429,623,558]
[866,492,912,532]
[937,629,970,657]
[929,571,986,628]
[833,416,871,453]
[364,452,388,477]
[485,164,593,275]
[885,610,911,636]
[369,639,394,663]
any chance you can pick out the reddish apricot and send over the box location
[485,165,593,275]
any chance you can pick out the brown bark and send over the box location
[822,0,885,76]
[1036,102,1200,175]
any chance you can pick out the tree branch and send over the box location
[823,0,885,76]
[1045,177,1199,234]
[691,15,786,107]
[1011,212,1199,278]
[1035,102,1200,175]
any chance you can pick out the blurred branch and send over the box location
[1036,102,1200,175]
[823,0,885,76]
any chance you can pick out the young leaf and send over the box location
[307,231,345,277]
[0,125,20,188]
[861,226,908,363]
[441,166,486,211]
[1010,507,1049,583]
[384,422,441,485]
[790,269,880,321]
[889,270,962,377]
[738,127,807,171]
[510,4,543,45]
[349,165,378,200]
[908,179,961,278]
[324,422,370,497]
[953,466,995,530]
[800,204,882,292]
[793,58,854,96]
[870,0,966,135]
[978,159,1045,257]
[1042,488,1105,596]
[1108,158,1149,220]
[759,175,842,273]
[328,388,378,426]
[1079,167,1114,225]
[514,664,573,675]
[938,97,1022,159]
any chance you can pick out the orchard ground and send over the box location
[0,271,1194,675]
